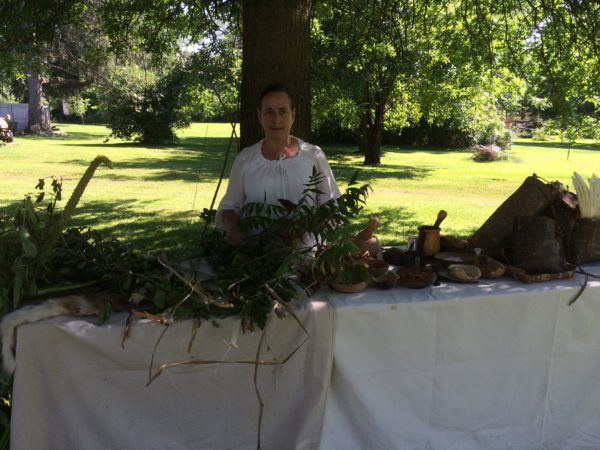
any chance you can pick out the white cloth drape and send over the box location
[11,301,334,450]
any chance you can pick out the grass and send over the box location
[1,122,600,252]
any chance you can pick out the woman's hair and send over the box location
[258,82,295,109]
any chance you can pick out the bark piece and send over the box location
[469,175,562,255]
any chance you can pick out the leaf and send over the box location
[12,257,24,308]
[19,228,38,258]
[153,289,167,308]
[278,199,297,212]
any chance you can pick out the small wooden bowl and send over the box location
[397,267,437,289]
[357,257,390,277]
[372,271,399,289]
[447,264,482,282]
[329,280,368,293]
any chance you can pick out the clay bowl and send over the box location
[357,257,390,277]
[434,252,477,267]
[397,267,437,289]
[329,280,368,293]
[372,271,399,289]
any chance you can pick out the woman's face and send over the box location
[258,91,296,140]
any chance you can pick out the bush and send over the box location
[102,64,199,144]
[496,129,513,150]
[387,120,474,148]
[532,127,552,141]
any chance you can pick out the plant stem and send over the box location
[36,280,100,297]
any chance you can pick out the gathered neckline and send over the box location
[259,137,302,162]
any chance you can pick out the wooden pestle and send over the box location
[355,216,381,241]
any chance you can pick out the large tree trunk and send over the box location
[26,73,51,132]
[241,0,312,150]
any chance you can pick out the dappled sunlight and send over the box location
[3,124,600,252]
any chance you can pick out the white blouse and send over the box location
[216,138,341,228]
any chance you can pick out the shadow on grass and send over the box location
[2,196,477,252]
[515,140,600,151]
[62,136,438,185]
[0,197,209,253]
[324,145,466,183]
[60,130,110,141]
[57,134,458,186]
[324,144,469,159]
[69,200,206,252]
[331,163,433,184]
[61,136,236,183]
[70,201,425,252]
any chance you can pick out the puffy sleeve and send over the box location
[314,146,341,205]
[215,152,247,229]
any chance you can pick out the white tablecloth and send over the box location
[11,301,334,450]
[10,265,600,449]
[318,267,600,449]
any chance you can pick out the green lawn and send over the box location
[1,122,599,251]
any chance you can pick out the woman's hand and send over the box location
[222,209,243,246]
[225,225,243,246]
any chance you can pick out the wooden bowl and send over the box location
[397,267,437,289]
[372,271,399,289]
[447,264,482,282]
[357,257,389,277]
[329,280,368,293]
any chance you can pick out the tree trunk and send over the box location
[241,0,312,150]
[26,73,51,132]
[354,105,385,166]
[363,118,383,165]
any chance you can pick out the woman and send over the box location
[216,83,340,246]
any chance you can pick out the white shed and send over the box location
[0,104,50,131]
[0,104,29,131]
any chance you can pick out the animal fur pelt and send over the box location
[1,292,121,375]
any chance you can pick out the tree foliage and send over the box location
[312,0,599,164]
[1,0,598,152]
